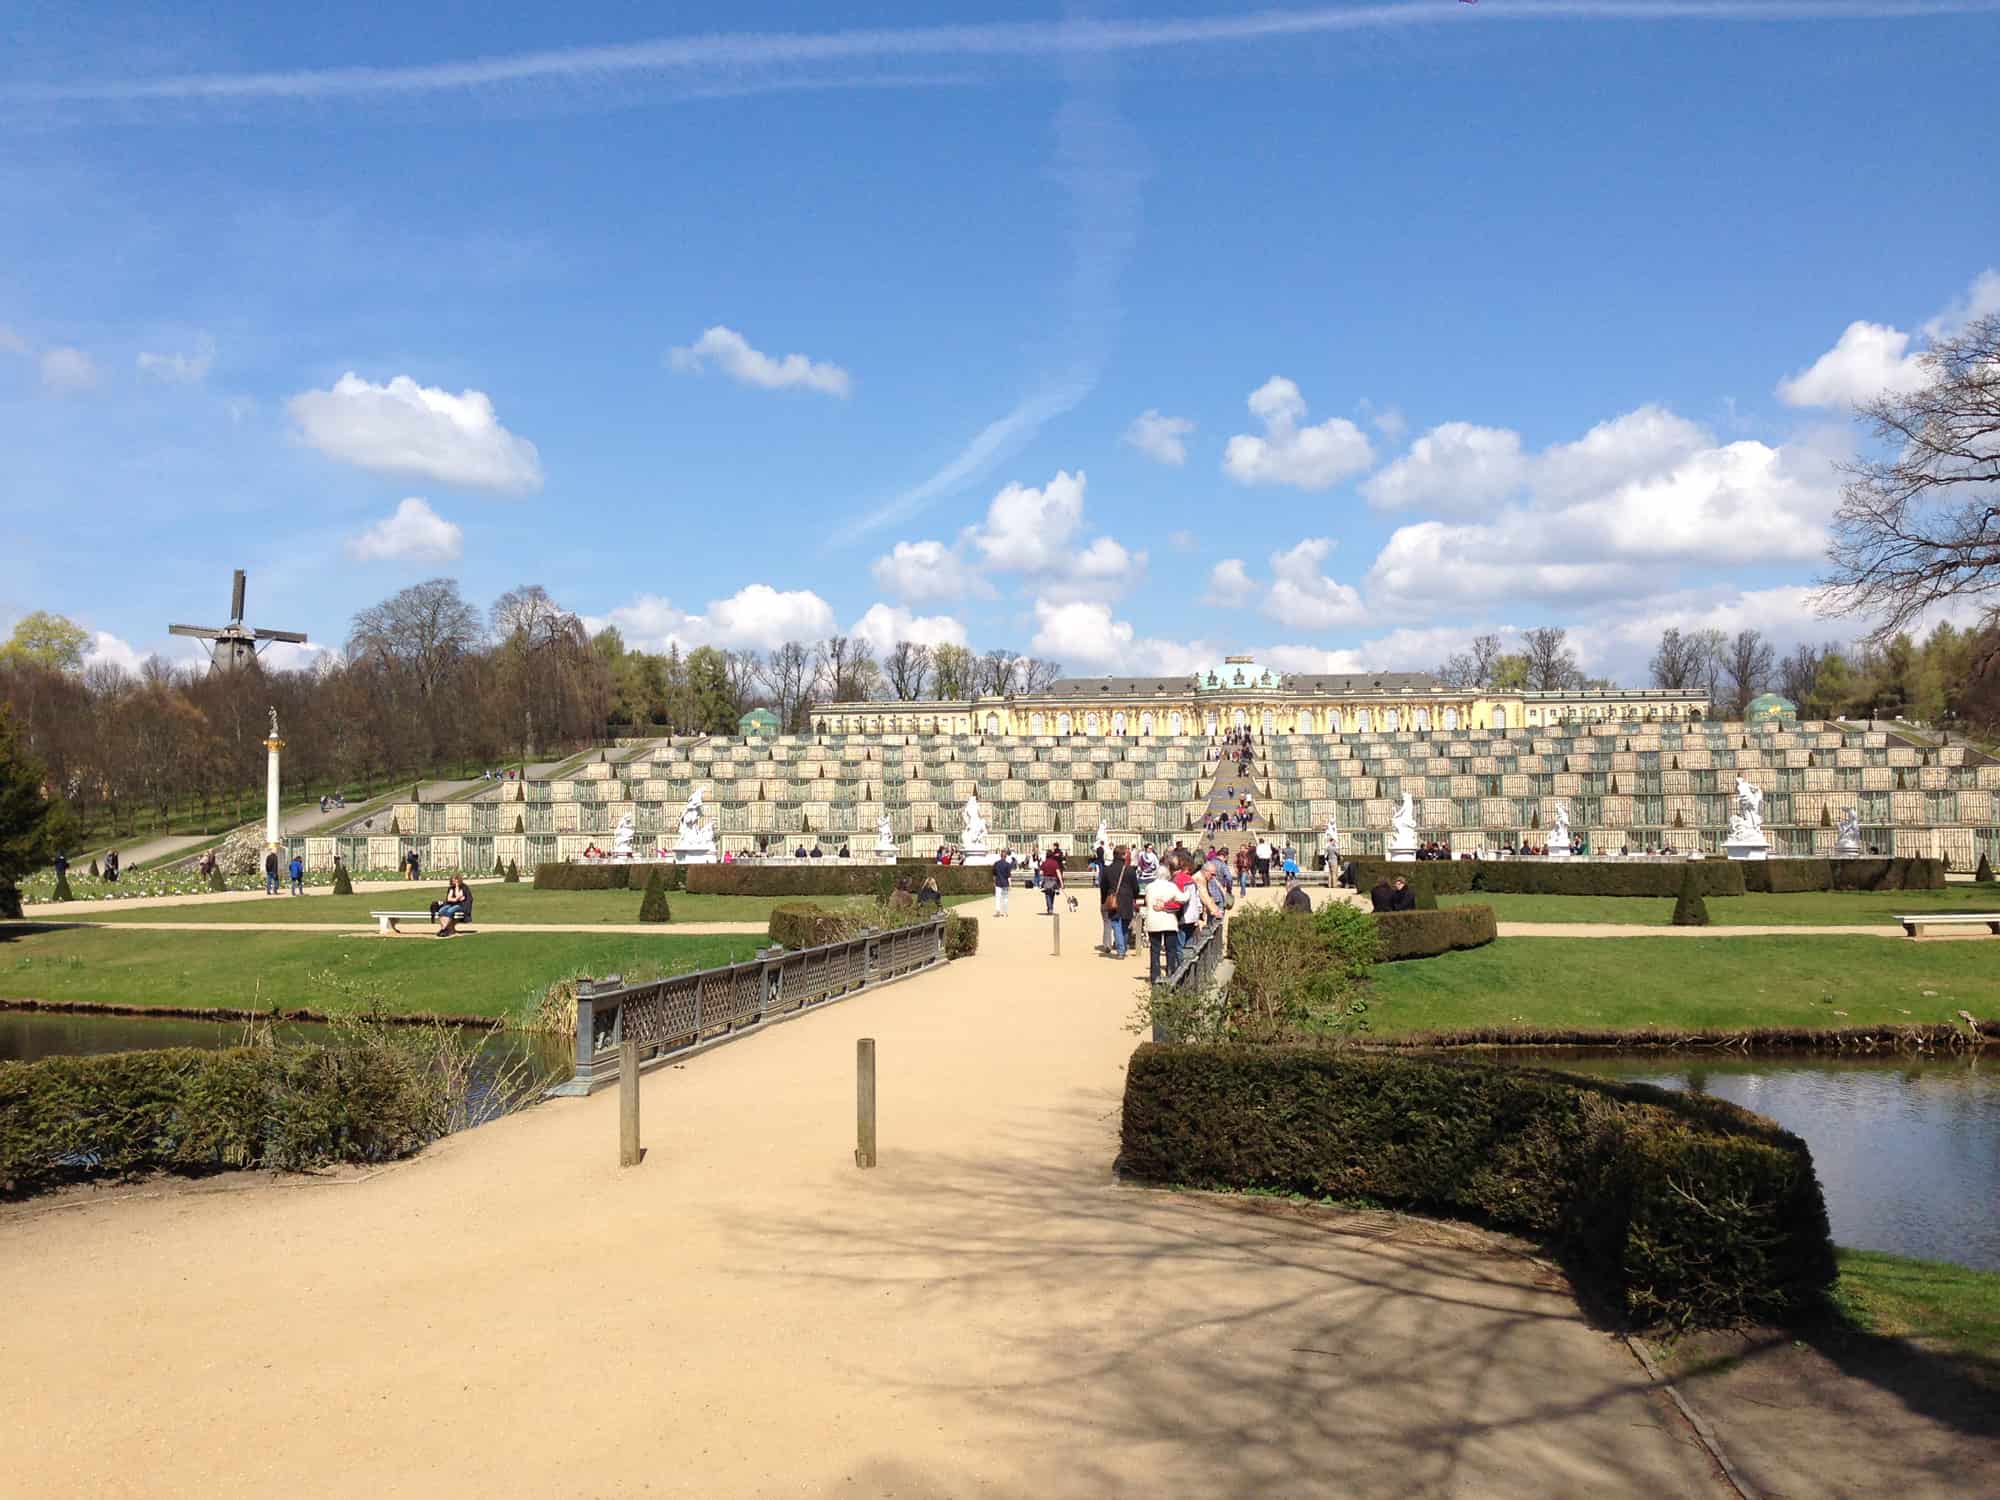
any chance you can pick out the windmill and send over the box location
[169,569,308,671]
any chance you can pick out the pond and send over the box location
[0,1009,575,1114]
[1511,1050,2000,1272]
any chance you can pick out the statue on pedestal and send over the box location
[674,785,717,861]
[1834,806,1862,856]
[1322,812,1340,856]
[961,793,989,853]
[875,814,896,855]
[1726,775,1770,859]
[1549,803,1573,855]
[268,706,281,740]
[612,813,635,859]
[1094,820,1110,857]
[1387,792,1418,860]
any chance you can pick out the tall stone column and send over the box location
[265,731,285,848]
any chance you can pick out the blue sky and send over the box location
[3,0,1997,685]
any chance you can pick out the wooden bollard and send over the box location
[855,1037,877,1169]
[619,1040,642,1167]
[1052,910,1061,956]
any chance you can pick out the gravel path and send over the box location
[0,903,1723,1498]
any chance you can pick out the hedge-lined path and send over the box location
[1,898,1727,1498]
[18,877,508,919]
[11,918,775,937]
[1498,922,1912,939]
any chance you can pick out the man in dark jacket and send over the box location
[1098,846,1139,959]
[1282,876,1312,913]
[1369,877,1395,912]
[1390,876,1418,911]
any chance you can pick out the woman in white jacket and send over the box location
[1144,869,1185,983]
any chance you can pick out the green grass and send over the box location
[1363,936,1996,1038]
[0,927,762,1022]
[70,886,981,927]
[1437,888,2000,927]
[1833,1249,2000,1365]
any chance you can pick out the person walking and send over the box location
[991,849,1015,917]
[1040,846,1064,915]
[264,849,280,896]
[1098,845,1138,959]
[1144,863,1185,983]
[287,852,304,896]
[1253,836,1274,886]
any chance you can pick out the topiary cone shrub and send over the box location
[1977,854,1995,885]
[1671,865,1710,927]
[51,871,74,902]
[331,863,354,896]
[493,856,505,877]
[88,859,99,879]
[637,867,671,924]
[505,859,521,883]
[514,815,525,834]
[207,866,228,892]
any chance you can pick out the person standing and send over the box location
[52,850,68,884]
[264,849,280,896]
[991,849,1015,917]
[287,852,304,896]
[1098,845,1138,959]
[1040,847,1064,915]
[1253,836,1274,886]
[1144,863,1185,983]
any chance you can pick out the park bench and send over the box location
[369,909,473,937]
[1894,912,2000,939]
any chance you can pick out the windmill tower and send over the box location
[169,569,308,671]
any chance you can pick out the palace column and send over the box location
[265,729,285,848]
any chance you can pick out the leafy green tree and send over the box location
[0,708,59,918]
[1,611,90,672]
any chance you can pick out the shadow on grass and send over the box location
[0,924,92,940]
[717,1099,1717,1500]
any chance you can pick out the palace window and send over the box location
[1085,712,1101,735]
[1442,707,1458,731]
[1058,713,1072,735]
[1169,710,1184,735]
[1029,712,1044,735]
[1261,710,1276,733]
[1113,711,1128,735]
[1140,711,1154,735]
[1492,708,1507,730]
[1382,710,1399,732]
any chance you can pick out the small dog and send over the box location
[1065,894,1080,913]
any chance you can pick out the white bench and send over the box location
[369,910,461,936]
[1895,912,2000,938]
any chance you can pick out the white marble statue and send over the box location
[961,793,990,851]
[1323,812,1340,854]
[1094,820,1110,856]
[674,784,717,859]
[268,705,280,739]
[612,812,635,859]
[1729,776,1766,844]
[875,814,896,855]
[1550,803,1572,850]
[1388,792,1418,854]
[1834,805,1862,856]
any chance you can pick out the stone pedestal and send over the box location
[1387,841,1417,863]
[1725,839,1771,861]
[673,848,719,865]
[264,735,284,848]
[958,846,997,867]
[1833,837,1862,858]
[1545,839,1572,861]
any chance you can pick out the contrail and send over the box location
[12,1,1999,104]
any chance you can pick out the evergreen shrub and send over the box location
[88,859,99,878]
[1670,866,1710,927]
[208,865,228,892]
[1978,854,1995,884]
[636,868,671,924]
[51,871,74,902]
[1117,1045,1836,1327]
[332,863,353,896]
[1374,905,1498,960]
[504,859,521,883]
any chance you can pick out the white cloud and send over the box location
[596,583,836,654]
[345,498,463,563]
[39,347,97,393]
[1123,408,1194,466]
[1202,558,1255,607]
[1222,376,1373,490]
[969,469,1088,571]
[287,372,544,493]
[848,603,968,657]
[1264,538,1366,629]
[1168,529,1198,553]
[136,334,215,384]
[1776,320,1930,409]
[1922,268,2000,340]
[83,629,145,675]
[0,325,26,356]
[1363,401,1407,442]
[1063,536,1146,593]
[869,539,993,603]
[1536,405,1709,499]
[1362,422,1526,512]
[667,325,851,397]
[1029,598,1203,675]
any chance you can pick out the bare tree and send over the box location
[1020,656,1063,693]
[882,641,933,701]
[1649,627,1706,690]
[760,641,815,730]
[1520,627,1581,692]
[816,636,878,702]
[1777,641,1825,707]
[348,578,481,700]
[723,649,765,718]
[978,649,1021,697]
[1820,313,2000,642]
[1723,628,1776,718]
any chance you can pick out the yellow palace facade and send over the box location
[809,657,1712,738]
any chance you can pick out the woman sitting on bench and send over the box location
[430,877,473,937]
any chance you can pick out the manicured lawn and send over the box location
[0,927,763,1021]
[1438,888,2000,927]
[1363,936,1997,1038]
[71,886,978,927]
[1833,1249,2000,1366]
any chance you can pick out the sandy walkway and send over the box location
[0,906,1724,1498]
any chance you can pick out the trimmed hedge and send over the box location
[1351,859,1747,899]
[687,863,992,897]
[1374,905,1498,961]
[533,862,686,892]
[1118,1045,1836,1327]
[1,1045,452,1198]
[1740,857,1944,893]
[766,901,979,960]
